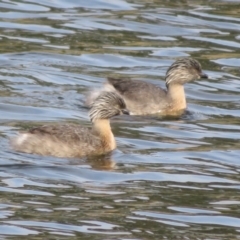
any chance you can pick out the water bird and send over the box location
[11,92,129,158]
[86,57,208,116]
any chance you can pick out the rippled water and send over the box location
[0,0,240,239]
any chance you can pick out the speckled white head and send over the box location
[89,91,129,122]
[165,58,208,87]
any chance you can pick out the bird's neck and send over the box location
[166,84,186,111]
[92,119,116,151]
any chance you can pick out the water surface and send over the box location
[0,0,240,239]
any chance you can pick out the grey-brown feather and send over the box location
[11,92,127,158]
[89,91,126,122]
[165,58,202,87]
[107,78,168,112]
[85,57,206,115]
[13,124,102,157]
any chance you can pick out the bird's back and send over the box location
[107,77,168,115]
[11,124,103,158]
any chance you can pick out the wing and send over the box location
[107,77,167,103]
[29,124,95,143]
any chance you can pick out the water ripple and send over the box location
[0,0,240,239]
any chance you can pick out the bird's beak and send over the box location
[122,109,130,115]
[200,72,208,79]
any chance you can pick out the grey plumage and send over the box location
[165,57,206,87]
[86,57,208,115]
[11,92,129,158]
[89,91,127,122]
